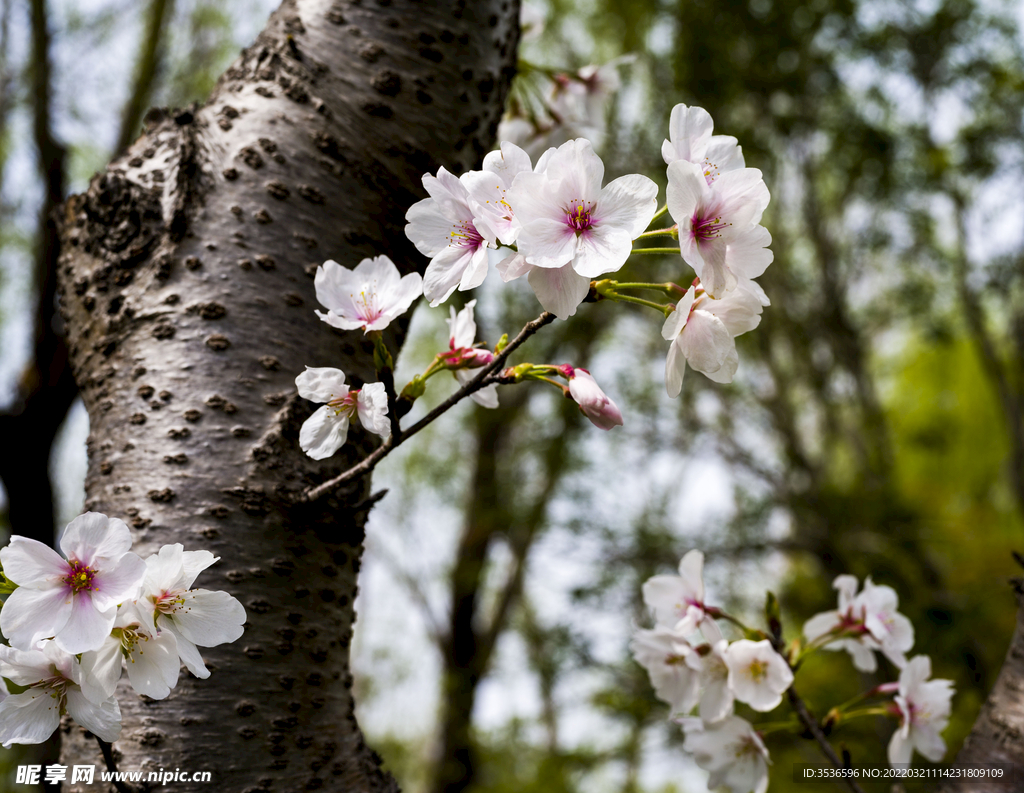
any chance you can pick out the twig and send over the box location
[301,311,556,502]
[787,687,866,793]
[95,737,141,793]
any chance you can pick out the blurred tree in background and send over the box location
[1,0,1023,791]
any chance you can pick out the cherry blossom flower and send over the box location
[444,300,498,409]
[510,138,658,280]
[0,641,121,746]
[661,103,745,186]
[406,167,496,306]
[662,281,767,396]
[667,158,772,298]
[888,655,954,765]
[296,367,391,460]
[134,544,246,680]
[630,627,701,715]
[79,604,180,701]
[0,512,146,653]
[803,575,913,672]
[724,639,794,712]
[561,365,623,430]
[642,549,707,635]
[314,256,422,332]
[680,715,770,793]
[462,142,533,248]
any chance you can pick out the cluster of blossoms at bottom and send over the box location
[631,552,955,793]
[0,512,246,747]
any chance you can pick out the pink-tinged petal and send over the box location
[596,173,659,239]
[0,584,74,650]
[299,405,350,460]
[679,310,733,375]
[458,245,490,292]
[726,225,773,281]
[519,218,577,268]
[0,690,62,747]
[375,272,423,326]
[125,631,180,700]
[143,544,187,597]
[0,536,68,585]
[665,339,687,398]
[181,550,219,589]
[171,589,246,647]
[295,367,349,404]
[0,645,52,686]
[65,688,121,743]
[60,512,132,565]
[572,226,633,278]
[495,251,532,282]
[715,167,770,226]
[160,621,209,678]
[454,370,500,409]
[447,300,478,349]
[405,198,459,256]
[54,592,117,654]
[91,552,146,610]
[314,308,365,331]
[666,160,707,226]
[664,104,714,165]
[424,245,475,306]
[526,263,591,320]
[79,636,124,703]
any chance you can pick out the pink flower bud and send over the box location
[567,368,623,430]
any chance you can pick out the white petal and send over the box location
[65,688,121,742]
[423,245,475,306]
[666,160,707,227]
[55,592,117,654]
[596,173,659,239]
[665,339,687,399]
[0,584,74,650]
[702,347,739,384]
[314,308,365,331]
[125,632,180,700]
[519,218,577,268]
[662,286,696,340]
[888,728,913,766]
[572,226,634,278]
[357,383,391,439]
[142,544,188,599]
[299,405,350,460]
[727,225,773,281]
[373,271,423,328]
[60,513,133,565]
[802,610,840,642]
[405,198,460,256]
[91,552,146,611]
[171,589,246,647]
[0,690,62,746]
[79,635,124,703]
[161,622,209,678]
[679,311,734,375]
[526,263,591,319]
[0,644,52,687]
[458,245,491,292]
[664,104,714,165]
[0,536,68,585]
[295,367,348,403]
[181,550,219,590]
[495,250,532,282]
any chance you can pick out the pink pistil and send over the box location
[565,201,596,235]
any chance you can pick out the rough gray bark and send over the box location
[54,1,518,790]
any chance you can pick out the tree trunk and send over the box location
[54,1,518,790]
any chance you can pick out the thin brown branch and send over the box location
[114,0,174,156]
[95,738,140,793]
[787,687,866,793]
[301,310,556,503]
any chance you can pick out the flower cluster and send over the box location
[0,513,245,747]
[632,553,954,793]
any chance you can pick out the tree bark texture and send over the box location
[54,1,518,790]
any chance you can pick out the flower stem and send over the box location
[634,227,678,241]
[611,281,684,296]
[787,687,867,793]
[629,246,681,256]
[649,203,670,225]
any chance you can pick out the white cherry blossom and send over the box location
[444,300,498,409]
[296,367,391,460]
[495,250,592,320]
[697,631,735,723]
[405,166,497,305]
[662,281,767,396]
[510,138,658,279]
[564,366,623,430]
[803,574,880,672]
[630,627,701,715]
[661,103,745,185]
[462,142,533,247]
[888,655,954,765]
[724,639,794,712]
[134,544,246,680]
[641,549,707,634]
[314,255,422,332]
[0,641,121,746]
[680,715,770,793]
[0,512,145,653]
[667,159,772,298]
[79,604,180,701]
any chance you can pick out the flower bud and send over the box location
[567,367,623,430]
